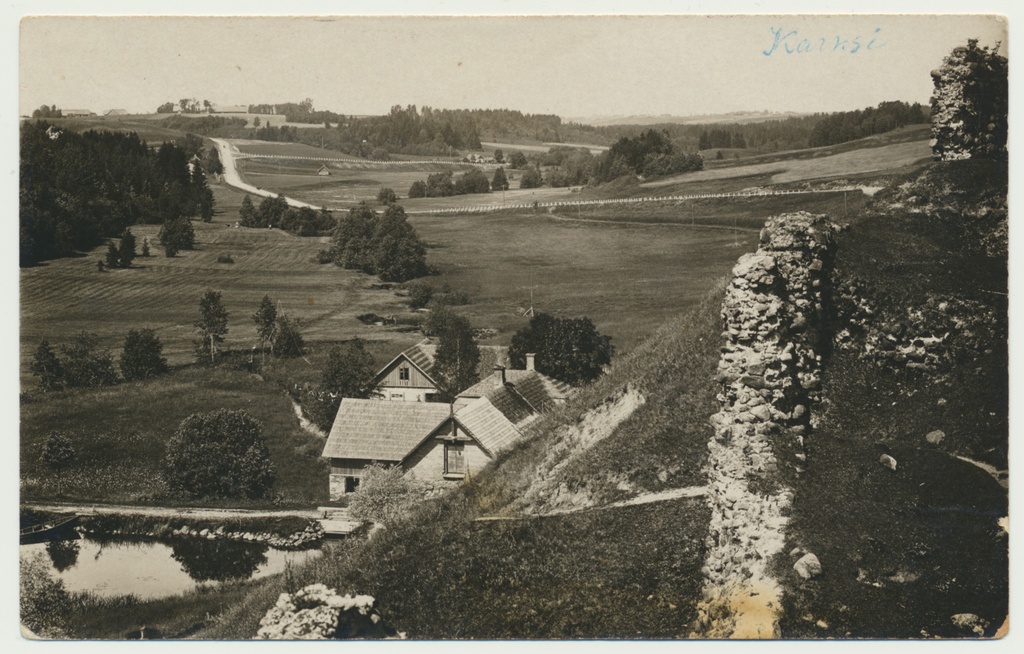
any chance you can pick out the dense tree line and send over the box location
[20,122,214,266]
[699,129,748,150]
[595,129,704,182]
[238,195,335,236]
[407,169,492,198]
[31,105,63,119]
[160,115,248,135]
[808,101,928,148]
[325,202,428,282]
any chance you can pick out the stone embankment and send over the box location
[78,519,325,550]
[692,212,837,638]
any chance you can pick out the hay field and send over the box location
[19,183,415,388]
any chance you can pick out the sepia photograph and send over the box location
[12,2,1012,642]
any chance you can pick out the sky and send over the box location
[18,12,1008,120]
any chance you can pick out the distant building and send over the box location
[210,104,248,114]
[105,109,128,116]
[372,338,510,403]
[63,109,95,117]
[317,165,331,176]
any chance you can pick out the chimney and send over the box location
[525,353,536,372]
[494,365,507,385]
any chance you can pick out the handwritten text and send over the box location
[763,27,885,56]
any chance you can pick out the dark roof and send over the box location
[480,384,536,427]
[459,370,573,412]
[322,399,451,461]
[455,398,522,455]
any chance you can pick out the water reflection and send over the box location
[170,538,268,583]
[46,538,80,572]
[20,536,321,600]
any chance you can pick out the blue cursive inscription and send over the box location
[762,27,885,56]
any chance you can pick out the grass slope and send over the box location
[777,160,1008,638]
[195,281,729,639]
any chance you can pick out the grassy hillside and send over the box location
[197,281,728,639]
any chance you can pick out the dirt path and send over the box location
[475,485,706,522]
[23,502,321,520]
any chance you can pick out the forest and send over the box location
[19,122,214,266]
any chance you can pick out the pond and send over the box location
[21,535,322,600]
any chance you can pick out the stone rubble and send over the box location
[692,212,837,639]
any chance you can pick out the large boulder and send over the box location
[256,584,402,640]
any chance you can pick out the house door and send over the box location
[445,442,465,477]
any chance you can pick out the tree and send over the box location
[273,314,305,358]
[205,145,224,175]
[430,307,480,401]
[105,242,121,270]
[372,204,429,282]
[117,229,137,268]
[508,313,614,386]
[407,180,427,198]
[253,116,261,127]
[347,463,424,527]
[30,340,64,391]
[195,289,229,364]
[508,150,528,169]
[306,339,379,431]
[252,295,277,360]
[931,39,1008,161]
[163,409,276,499]
[58,332,119,388]
[519,166,543,189]
[491,166,509,192]
[159,217,195,256]
[120,328,168,380]
[40,431,76,471]
[493,148,504,163]
[377,187,397,204]
[454,169,491,195]
[238,195,256,226]
[156,102,175,114]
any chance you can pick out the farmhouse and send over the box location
[321,392,524,499]
[323,347,575,499]
[373,338,510,403]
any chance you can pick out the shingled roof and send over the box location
[322,400,451,462]
[374,338,510,386]
[459,369,573,412]
[455,397,523,455]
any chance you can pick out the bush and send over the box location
[40,431,76,470]
[377,187,397,204]
[32,332,120,389]
[348,463,424,527]
[158,217,195,256]
[519,166,543,189]
[216,254,235,264]
[21,553,71,638]
[163,409,276,499]
[120,328,169,381]
[406,282,434,309]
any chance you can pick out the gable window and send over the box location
[444,442,465,478]
[399,366,410,381]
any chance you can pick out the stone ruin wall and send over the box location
[693,211,837,638]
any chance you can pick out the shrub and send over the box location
[163,409,276,499]
[40,431,76,470]
[377,187,397,204]
[216,254,235,264]
[20,553,71,638]
[57,332,119,388]
[120,328,168,381]
[348,463,424,526]
[406,282,434,309]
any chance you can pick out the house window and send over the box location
[444,442,465,477]
[399,367,410,381]
[345,476,360,493]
